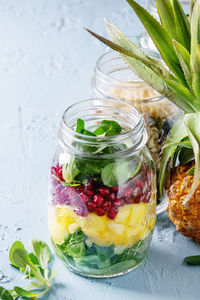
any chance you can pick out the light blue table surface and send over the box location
[0,1,200,299]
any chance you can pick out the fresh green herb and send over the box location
[62,157,80,186]
[94,120,122,136]
[56,229,86,258]
[75,158,107,175]
[0,287,13,300]
[60,118,136,189]
[76,118,85,133]
[184,255,200,265]
[52,229,149,276]
[101,158,141,187]
[30,239,52,280]
[1,239,55,299]
[75,118,95,136]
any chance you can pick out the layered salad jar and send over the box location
[48,98,156,277]
[91,50,182,210]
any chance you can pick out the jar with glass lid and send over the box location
[48,98,156,278]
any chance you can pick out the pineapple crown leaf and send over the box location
[182,114,200,205]
[86,0,200,113]
[190,0,197,21]
[159,113,200,203]
[172,0,191,51]
[159,117,188,197]
[190,0,200,67]
[155,0,177,40]
[172,40,192,90]
[192,43,200,98]
[126,0,186,85]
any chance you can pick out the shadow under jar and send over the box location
[91,50,182,212]
[48,98,157,278]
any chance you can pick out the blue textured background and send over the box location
[0,1,199,299]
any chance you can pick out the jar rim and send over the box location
[94,50,165,103]
[58,98,147,158]
[62,98,142,141]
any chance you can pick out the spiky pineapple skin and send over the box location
[167,163,200,244]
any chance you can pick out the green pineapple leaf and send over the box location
[190,0,200,67]
[173,40,192,90]
[159,113,200,200]
[126,0,186,85]
[159,117,188,197]
[172,0,191,51]
[105,19,175,81]
[122,54,197,113]
[183,113,200,206]
[192,43,200,98]
[86,26,197,113]
[190,0,197,20]
[155,0,177,39]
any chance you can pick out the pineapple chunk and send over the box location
[48,203,155,248]
[107,222,125,235]
[68,223,79,234]
[115,205,131,224]
[48,208,68,245]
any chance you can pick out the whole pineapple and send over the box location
[86,0,200,243]
[167,163,200,244]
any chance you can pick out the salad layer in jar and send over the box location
[48,99,156,277]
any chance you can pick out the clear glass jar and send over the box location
[91,50,182,212]
[48,98,156,278]
[138,0,190,51]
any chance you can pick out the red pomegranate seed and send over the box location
[95,207,106,216]
[93,194,104,206]
[112,186,118,193]
[102,201,112,212]
[85,190,94,198]
[114,199,124,207]
[80,193,89,203]
[133,197,140,204]
[107,193,116,202]
[99,187,110,196]
[85,182,93,190]
[78,186,84,193]
[87,202,96,212]
[107,207,118,219]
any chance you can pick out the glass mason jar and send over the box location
[91,50,182,211]
[138,0,190,51]
[48,98,156,278]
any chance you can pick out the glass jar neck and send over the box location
[92,50,163,103]
[58,98,147,158]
